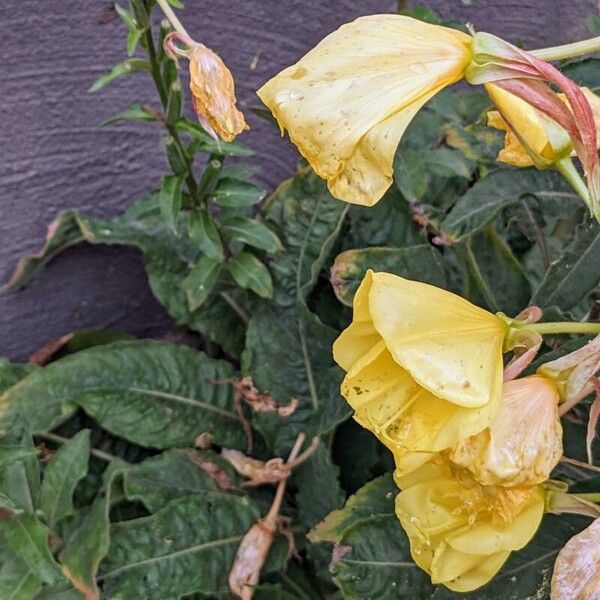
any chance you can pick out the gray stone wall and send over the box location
[1,0,596,360]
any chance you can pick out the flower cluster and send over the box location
[333,271,600,591]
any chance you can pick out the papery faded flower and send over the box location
[449,375,562,487]
[165,32,248,142]
[332,271,506,475]
[257,15,472,206]
[487,84,600,168]
[395,461,545,592]
[551,518,600,600]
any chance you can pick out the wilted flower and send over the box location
[449,375,562,487]
[333,271,506,474]
[257,15,472,206]
[551,518,600,600]
[395,461,545,592]
[165,32,248,142]
[486,84,600,168]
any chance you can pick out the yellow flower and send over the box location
[395,461,545,592]
[449,375,562,487]
[486,83,600,168]
[332,271,505,475]
[188,44,249,142]
[257,15,471,206]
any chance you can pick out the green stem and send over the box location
[555,158,591,207]
[143,18,198,199]
[531,35,600,62]
[35,431,117,463]
[155,0,190,39]
[526,321,600,335]
[573,492,600,503]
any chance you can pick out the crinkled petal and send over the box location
[368,272,505,408]
[257,15,471,205]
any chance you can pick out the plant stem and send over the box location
[532,36,600,62]
[573,492,600,503]
[34,431,117,463]
[526,321,600,335]
[155,0,190,39]
[556,158,591,208]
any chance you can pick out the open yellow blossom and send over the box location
[332,271,505,474]
[486,84,600,168]
[449,375,562,487]
[395,461,545,592]
[257,15,472,206]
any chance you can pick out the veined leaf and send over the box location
[40,430,90,530]
[188,211,224,261]
[331,245,447,306]
[0,360,37,395]
[159,175,183,232]
[99,494,262,599]
[242,168,349,453]
[227,251,273,298]
[0,341,246,450]
[531,219,600,310]
[211,178,265,208]
[0,534,42,600]
[183,255,222,311]
[222,217,283,253]
[2,516,63,585]
[175,118,253,157]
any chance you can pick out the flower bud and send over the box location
[449,375,562,487]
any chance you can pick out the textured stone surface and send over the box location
[0,0,596,360]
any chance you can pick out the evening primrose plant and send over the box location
[4,3,600,600]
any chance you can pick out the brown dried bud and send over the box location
[221,448,290,487]
[188,44,248,142]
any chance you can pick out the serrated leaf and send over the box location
[0,341,246,450]
[531,219,600,310]
[3,516,63,585]
[242,168,349,453]
[123,449,241,512]
[223,217,284,253]
[227,251,273,298]
[159,175,183,232]
[183,255,222,311]
[188,211,224,261]
[331,245,447,306]
[99,494,262,599]
[211,178,265,207]
[88,59,151,93]
[442,169,574,240]
[40,430,90,530]
[100,104,159,127]
[309,474,396,543]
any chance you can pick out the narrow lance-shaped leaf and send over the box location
[227,251,273,299]
[88,59,151,93]
[40,430,90,530]
[211,178,265,208]
[183,255,222,311]
[159,175,183,232]
[188,210,224,261]
[223,217,284,253]
[100,104,160,128]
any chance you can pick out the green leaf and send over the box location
[211,178,265,207]
[242,168,349,453]
[34,582,85,599]
[123,449,241,512]
[59,468,122,600]
[99,494,262,599]
[330,245,447,306]
[2,516,63,585]
[0,360,37,395]
[223,217,284,253]
[531,219,600,311]
[159,175,183,232]
[460,227,531,315]
[188,211,225,261]
[0,535,42,600]
[0,341,246,450]
[333,515,435,599]
[182,255,222,311]
[88,59,151,93]
[227,251,273,298]
[562,58,600,92]
[309,474,396,543]
[114,3,145,56]
[100,104,159,127]
[40,430,90,530]
[442,169,574,240]
[0,446,37,470]
[176,118,253,157]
